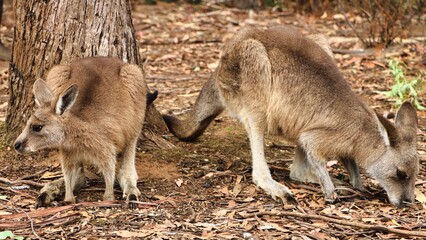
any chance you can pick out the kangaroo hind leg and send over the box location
[241,112,296,205]
[117,137,141,209]
[290,146,320,184]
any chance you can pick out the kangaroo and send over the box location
[163,26,419,208]
[14,56,156,207]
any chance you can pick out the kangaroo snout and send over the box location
[14,140,23,153]
[399,191,416,208]
[393,196,414,209]
[13,137,28,154]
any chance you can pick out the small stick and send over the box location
[20,208,41,239]
[0,177,44,188]
[242,210,426,237]
[128,200,159,207]
[0,200,156,220]
[18,169,49,181]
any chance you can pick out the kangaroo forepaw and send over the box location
[127,193,138,210]
[123,186,140,209]
[351,182,366,191]
[35,179,66,208]
[325,191,338,203]
[103,194,115,202]
[273,192,298,206]
[254,177,297,206]
[35,192,54,208]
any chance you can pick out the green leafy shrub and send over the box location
[384,60,424,110]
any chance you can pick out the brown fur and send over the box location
[163,26,419,207]
[14,56,149,207]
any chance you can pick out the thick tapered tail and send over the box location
[163,73,224,141]
[146,90,158,106]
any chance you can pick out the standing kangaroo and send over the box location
[14,57,155,207]
[163,26,419,208]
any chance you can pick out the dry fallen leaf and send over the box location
[220,186,229,195]
[213,209,228,217]
[415,188,426,203]
[227,200,237,208]
[175,178,183,187]
[41,171,62,179]
[112,230,151,238]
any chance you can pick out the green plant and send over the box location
[0,231,24,240]
[385,60,424,110]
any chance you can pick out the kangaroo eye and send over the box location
[396,169,408,180]
[31,125,43,132]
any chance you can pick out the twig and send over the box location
[0,201,120,220]
[0,200,157,221]
[128,200,159,207]
[0,221,28,228]
[0,213,81,230]
[291,183,322,193]
[80,188,123,194]
[14,180,44,188]
[0,177,44,188]
[296,220,345,238]
[18,169,49,181]
[145,75,194,82]
[332,49,367,55]
[242,210,426,237]
[21,209,42,239]
[138,39,221,46]
[0,185,20,194]
[35,213,81,228]
[335,186,366,199]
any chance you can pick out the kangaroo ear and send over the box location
[375,113,398,147]
[55,84,78,115]
[33,79,54,107]
[395,102,418,144]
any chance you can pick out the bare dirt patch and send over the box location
[136,157,181,180]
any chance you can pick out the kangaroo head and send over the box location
[14,79,79,154]
[367,102,419,208]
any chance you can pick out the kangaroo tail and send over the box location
[146,90,158,106]
[163,74,224,141]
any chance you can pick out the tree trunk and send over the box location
[6,0,173,149]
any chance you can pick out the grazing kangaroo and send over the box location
[14,57,156,207]
[163,26,419,208]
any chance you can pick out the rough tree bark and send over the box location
[6,0,173,149]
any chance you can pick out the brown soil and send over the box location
[0,2,425,239]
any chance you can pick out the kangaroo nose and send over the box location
[14,141,22,151]
[395,200,404,209]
